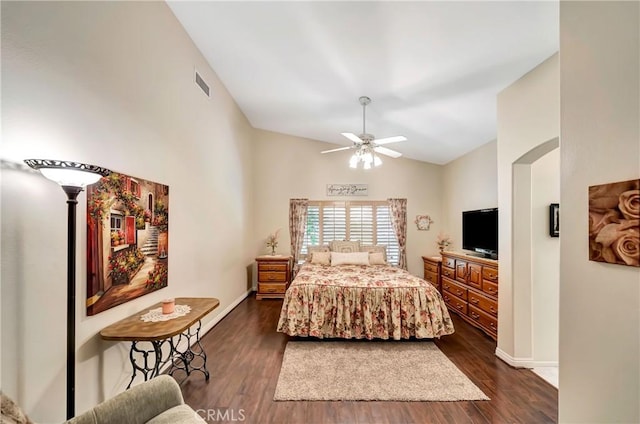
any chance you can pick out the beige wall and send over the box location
[496,54,559,363]
[531,149,559,363]
[252,130,444,276]
[1,2,255,422]
[441,140,498,252]
[559,2,639,422]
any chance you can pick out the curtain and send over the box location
[388,198,408,270]
[289,198,309,277]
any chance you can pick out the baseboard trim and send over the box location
[495,348,558,368]
[200,289,253,336]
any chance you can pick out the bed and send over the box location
[276,259,455,340]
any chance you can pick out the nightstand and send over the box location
[422,255,442,293]
[255,255,291,300]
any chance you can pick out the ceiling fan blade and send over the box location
[374,146,402,158]
[374,135,407,145]
[341,132,363,144]
[321,146,354,154]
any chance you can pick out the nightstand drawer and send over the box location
[424,270,439,285]
[424,262,439,273]
[258,263,288,272]
[259,271,287,282]
[258,283,286,294]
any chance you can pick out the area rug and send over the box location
[274,341,489,401]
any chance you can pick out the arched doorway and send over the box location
[511,137,559,384]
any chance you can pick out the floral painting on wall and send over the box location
[588,178,639,267]
[86,172,169,315]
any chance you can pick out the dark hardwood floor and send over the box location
[181,295,557,423]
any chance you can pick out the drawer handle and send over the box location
[470,297,479,304]
[470,312,480,319]
[490,306,496,312]
[266,288,277,293]
[456,304,463,310]
[490,322,496,329]
[456,290,463,296]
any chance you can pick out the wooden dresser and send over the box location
[255,255,291,300]
[421,256,442,293]
[440,251,498,339]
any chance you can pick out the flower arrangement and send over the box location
[266,229,280,255]
[436,232,452,252]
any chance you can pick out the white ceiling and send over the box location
[167,1,558,165]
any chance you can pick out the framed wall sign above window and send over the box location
[326,184,368,197]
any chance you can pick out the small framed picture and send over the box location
[549,203,559,237]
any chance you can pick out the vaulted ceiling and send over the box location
[167,1,559,164]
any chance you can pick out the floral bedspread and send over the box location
[277,263,455,340]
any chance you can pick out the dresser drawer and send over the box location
[424,270,439,285]
[442,256,456,268]
[441,277,468,301]
[258,283,286,294]
[259,271,287,282]
[258,262,288,272]
[468,304,497,335]
[443,292,468,315]
[482,280,498,297]
[482,266,498,283]
[468,289,498,316]
[441,266,455,279]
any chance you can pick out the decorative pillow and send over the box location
[1,392,33,424]
[306,245,330,261]
[329,240,361,253]
[330,251,370,266]
[360,244,387,262]
[310,251,331,265]
[368,252,386,265]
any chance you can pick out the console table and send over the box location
[100,297,220,388]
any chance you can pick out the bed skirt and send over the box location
[277,283,455,340]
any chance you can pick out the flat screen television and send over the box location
[462,208,498,259]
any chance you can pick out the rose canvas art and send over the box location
[588,179,639,267]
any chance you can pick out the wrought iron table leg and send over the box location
[126,339,170,389]
[168,320,210,381]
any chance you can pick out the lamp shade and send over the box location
[24,159,111,188]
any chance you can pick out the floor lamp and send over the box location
[25,159,111,420]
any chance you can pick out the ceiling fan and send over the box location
[321,96,406,168]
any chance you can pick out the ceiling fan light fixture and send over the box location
[327,96,406,167]
[349,154,359,169]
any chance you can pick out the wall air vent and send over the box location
[194,70,210,98]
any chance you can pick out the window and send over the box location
[110,214,123,231]
[302,201,400,265]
